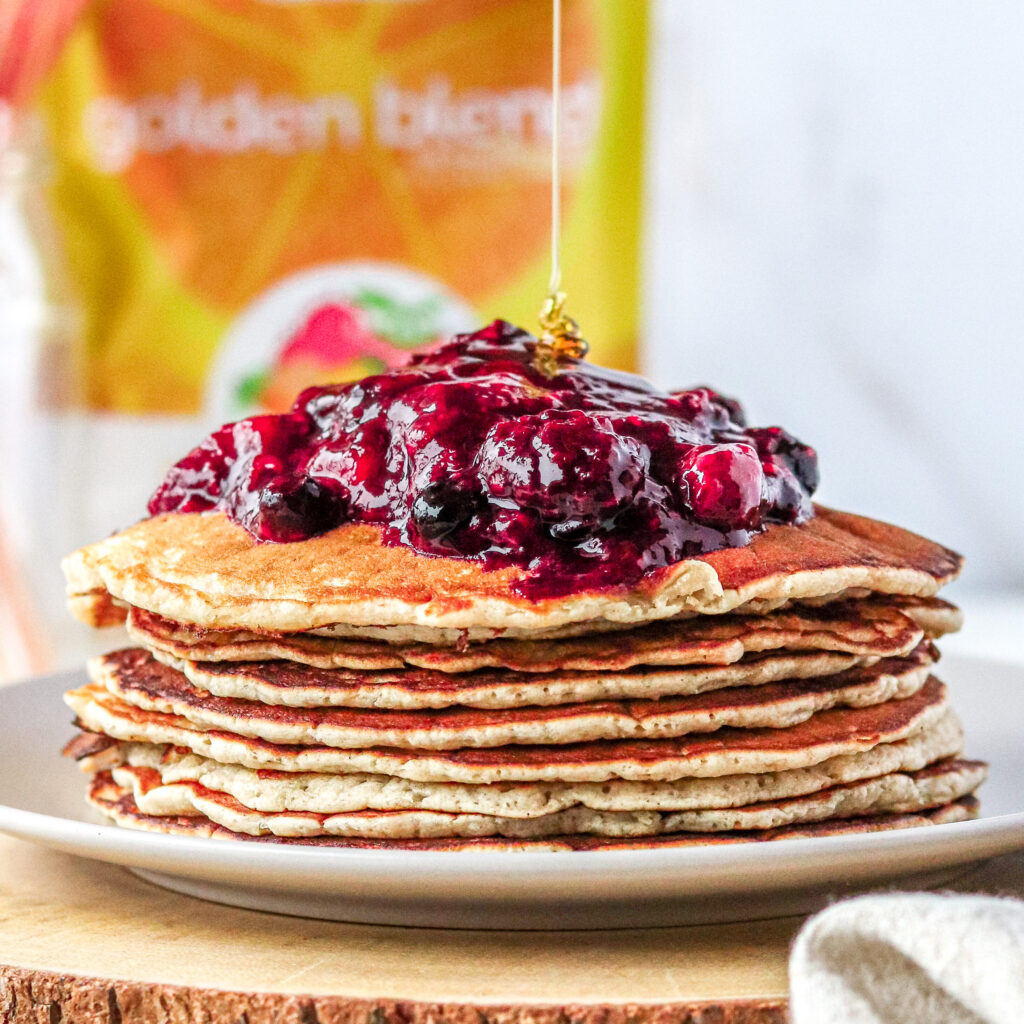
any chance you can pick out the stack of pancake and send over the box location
[62,506,985,851]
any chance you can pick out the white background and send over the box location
[644,0,1024,596]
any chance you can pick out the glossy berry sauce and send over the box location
[149,321,819,599]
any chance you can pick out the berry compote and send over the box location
[149,320,819,599]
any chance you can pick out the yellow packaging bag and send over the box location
[38,0,648,423]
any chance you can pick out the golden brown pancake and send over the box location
[92,712,963,818]
[105,758,985,839]
[89,647,934,750]
[63,507,962,634]
[153,647,877,710]
[127,599,934,675]
[65,677,952,783]
[882,596,964,637]
[85,771,979,850]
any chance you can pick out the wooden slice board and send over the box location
[1,834,1022,1023]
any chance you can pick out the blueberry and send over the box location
[241,478,345,542]
[412,480,481,541]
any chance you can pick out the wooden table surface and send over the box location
[1,834,1023,1024]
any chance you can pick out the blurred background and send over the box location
[644,0,1024,664]
[1,0,1020,678]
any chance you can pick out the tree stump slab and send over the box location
[2,835,1021,1023]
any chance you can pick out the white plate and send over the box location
[1,655,1021,929]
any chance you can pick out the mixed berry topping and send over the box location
[149,321,818,598]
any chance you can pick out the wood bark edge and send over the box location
[0,965,788,1023]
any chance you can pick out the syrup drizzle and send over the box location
[536,0,588,375]
[548,0,564,299]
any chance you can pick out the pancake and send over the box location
[127,599,934,674]
[109,758,986,838]
[90,647,934,750]
[885,596,964,638]
[62,730,121,770]
[95,711,963,817]
[154,647,875,710]
[130,608,413,670]
[63,506,962,634]
[86,771,980,848]
[64,677,951,783]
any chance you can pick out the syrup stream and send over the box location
[548,0,563,298]
[537,0,588,373]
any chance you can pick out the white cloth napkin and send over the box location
[789,892,1024,1024]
